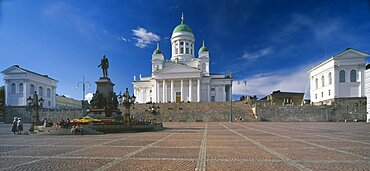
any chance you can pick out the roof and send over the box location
[173,24,193,34]
[199,41,209,53]
[2,65,58,82]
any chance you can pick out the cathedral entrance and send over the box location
[176,92,181,102]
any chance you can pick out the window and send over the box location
[48,101,51,107]
[11,83,16,94]
[339,70,345,82]
[202,63,206,71]
[30,84,35,94]
[321,76,325,87]
[328,90,331,96]
[19,83,23,93]
[175,48,178,54]
[39,86,43,96]
[186,47,189,54]
[211,88,215,91]
[180,42,184,45]
[186,42,188,45]
[180,47,184,54]
[350,69,356,82]
[321,92,323,97]
[176,92,181,96]
[315,94,317,99]
[315,78,318,89]
[47,88,51,98]
[211,96,215,102]
[328,72,332,85]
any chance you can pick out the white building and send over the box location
[133,14,232,103]
[365,65,370,122]
[1,65,58,108]
[308,48,369,105]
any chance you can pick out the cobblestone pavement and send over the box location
[0,122,369,171]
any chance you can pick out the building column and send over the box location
[197,79,200,102]
[180,79,184,102]
[153,80,157,103]
[156,81,160,103]
[170,80,174,102]
[189,79,192,102]
[162,80,166,103]
[208,83,211,102]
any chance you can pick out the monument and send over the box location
[88,55,120,117]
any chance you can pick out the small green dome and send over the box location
[199,41,209,53]
[173,24,193,34]
[153,43,162,55]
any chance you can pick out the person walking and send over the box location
[16,118,23,134]
[11,117,18,134]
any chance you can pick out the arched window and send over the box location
[47,88,51,98]
[30,84,35,94]
[321,76,325,87]
[19,83,23,93]
[350,69,356,82]
[328,72,332,85]
[11,83,16,94]
[39,86,43,96]
[339,70,345,82]
[202,63,206,71]
[315,78,318,89]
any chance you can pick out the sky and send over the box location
[1,0,370,101]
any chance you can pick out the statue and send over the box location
[98,55,109,77]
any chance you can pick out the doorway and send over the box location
[176,92,181,102]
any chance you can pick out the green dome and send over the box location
[153,43,162,55]
[173,24,193,34]
[199,41,209,53]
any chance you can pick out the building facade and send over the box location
[1,65,58,109]
[133,14,232,103]
[259,90,304,106]
[308,48,369,105]
[365,65,370,122]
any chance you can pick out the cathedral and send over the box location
[133,14,232,103]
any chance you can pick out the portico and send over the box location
[153,78,202,103]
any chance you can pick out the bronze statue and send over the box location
[98,55,109,77]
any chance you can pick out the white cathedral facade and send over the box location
[133,15,232,103]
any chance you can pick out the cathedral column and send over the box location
[170,80,174,102]
[180,79,184,102]
[208,83,211,102]
[189,79,192,102]
[156,81,160,103]
[162,80,166,103]
[197,78,200,102]
[153,80,157,103]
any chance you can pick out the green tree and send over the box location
[0,86,5,113]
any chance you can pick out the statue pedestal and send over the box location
[96,77,114,98]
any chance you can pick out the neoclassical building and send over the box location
[1,65,58,108]
[133,14,232,103]
[308,48,369,105]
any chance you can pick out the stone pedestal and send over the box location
[96,77,114,99]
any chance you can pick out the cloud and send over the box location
[241,47,273,60]
[233,64,310,97]
[85,93,93,103]
[132,27,160,48]
[119,36,130,42]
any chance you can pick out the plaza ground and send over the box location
[0,122,369,171]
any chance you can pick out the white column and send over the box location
[189,79,192,102]
[170,80,174,102]
[153,80,157,103]
[208,84,211,102]
[162,80,166,103]
[197,79,200,102]
[180,79,184,102]
[156,81,160,103]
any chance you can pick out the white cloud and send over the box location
[132,27,160,48]
[119,36,130,42]
[233,65,310,97]
[241,47,273,60]
[85,93,93,103]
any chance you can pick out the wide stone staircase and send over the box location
[124,101,259,122]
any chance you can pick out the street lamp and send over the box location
[237,80,247,101]
[27,91,44,132]
[117,88,136,124]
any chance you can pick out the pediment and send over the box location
[334,49,369,59]
[1,66,27,75]
[154,63,201,75]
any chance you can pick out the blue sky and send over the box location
[1,0,370,100]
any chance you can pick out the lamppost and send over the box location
[77,76,91,101]
[117,88,136,124]
[237,80,247,101]
[27,91,44,132]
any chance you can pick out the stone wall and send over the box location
[123,101,257,122]
[254,97,367,122]
[4,106,84,123]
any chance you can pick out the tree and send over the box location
[0,86,5,113]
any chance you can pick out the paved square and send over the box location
[0,122,369,170]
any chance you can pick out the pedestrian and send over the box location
[42,117,47,129]
[17,118,23,134]
[11,117,18,134]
